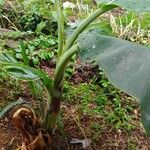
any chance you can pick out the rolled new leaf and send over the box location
[96,0,150,12]
[78,29,150,134]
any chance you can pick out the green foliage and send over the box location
[18,0,57,33]
[0,0,57,34]
[20,42,43,100]
[140,13,150,29]
[96,0,150,12]
[0,30,33,39]
[3,64,42,80]
[35,21,47,35]
[78,29,150,133]
[63,82,134,130]
[0,52,17,63]
[14,35,57,65]
[0,0,4,6]
[2,63,52,86]
[0,98,26,119]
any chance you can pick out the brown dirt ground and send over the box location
[1,106,150,150]
[1,61,150,150]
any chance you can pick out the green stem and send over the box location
[54,44,79,88]
[56,0,64,58]
[44,4,118,131]
[44,44,79,130]
[54,5,118,87]
[45,96,61,130]
[64,4,118,52]
[44,89,52,128]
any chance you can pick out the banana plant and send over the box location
[1,0,150,149]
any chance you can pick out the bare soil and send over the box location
[1,61,150,150]
[1,3,150,149]
[1,106,150,150]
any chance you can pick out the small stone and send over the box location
[4,118,9,123]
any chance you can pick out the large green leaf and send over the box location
[0,51,52,91]
[2,63,52,89]
[3,64,42,80]
[78,29,150,133]
[96,0,150,12]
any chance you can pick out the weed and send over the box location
[127,138,138,150]
[63,82,135,131]
[13,35,57,65]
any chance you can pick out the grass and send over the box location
[0,76,22,113]
[58,75,145,149]
[63,78,139,132]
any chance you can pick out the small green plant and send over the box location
[14,35,57,65]
[1,0,150,149]
[0,0,57,34]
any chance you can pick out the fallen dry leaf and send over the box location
[12,107,51,150]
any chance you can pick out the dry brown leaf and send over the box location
[12,107,51,150]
